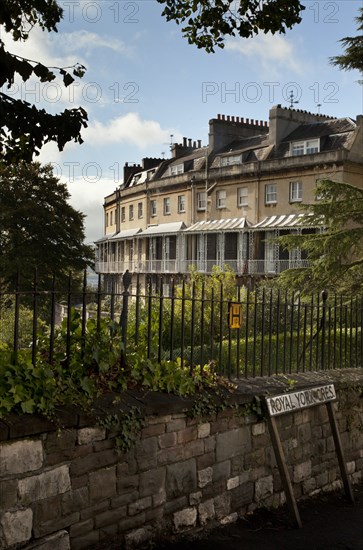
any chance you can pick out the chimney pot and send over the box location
[197,139,201,148]
[241,117,244,123]
[188,138,192,147]
[227,115,230,121]
[193,141,196,148]
[217,114,221,120]
[246,118,249,124]
[222,114,225,120]
[231,116,235,122]
[183,137,187,147]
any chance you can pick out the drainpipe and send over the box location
[205,149,209,222]
[190,175,196,267]
[190,175,195,225]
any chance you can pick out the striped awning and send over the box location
[109,228,142,239]
[141,221,186,236]
[184,217,249,233]
[94,232,118,244]
[252,214,309,230]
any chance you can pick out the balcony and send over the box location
[95,259,309,276]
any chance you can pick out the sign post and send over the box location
[265,384,354,528]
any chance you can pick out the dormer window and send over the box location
[131,173,142,185]
[169,163,184,176]
[147,169,156,181]
[220,154,242,167]
[291,139,320,156]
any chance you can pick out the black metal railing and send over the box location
[1,272,362,378]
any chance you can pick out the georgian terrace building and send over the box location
[95,105,363,291]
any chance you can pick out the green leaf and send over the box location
[21,399,36,413]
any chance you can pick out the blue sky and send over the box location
[2,0,362,243]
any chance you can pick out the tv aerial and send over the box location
[162,134,174,156]
[287,90,299,108]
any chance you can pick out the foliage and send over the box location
[0,162,94,289]
[0,351,58,416]
[0,305,233,419]
[40,310,125,400]
[97,407,144,453]
[330,7,363,84]
[160,266,242,351]
[172,323,362,377]
[0,304,45,348]
[277,180,363,294]
[0,0,87,162]
[0,310,124,417]
[157,0,305,52]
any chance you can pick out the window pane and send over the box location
[197,192,206,210]
[292,142,304,156]
[306,139,319,154]
[220,154,242,167]
[238,187,248,206]
[164,197,170,215]
[265,184,277,203]
[170,163,184,176]
[217,190,226,208]
[290,181,302,202]
[292,139,319,156]
[178,195,185,212]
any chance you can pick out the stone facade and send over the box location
[0,371,362,549]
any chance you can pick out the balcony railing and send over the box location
[95,258,310,276]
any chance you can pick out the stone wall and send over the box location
[0,370,362,550]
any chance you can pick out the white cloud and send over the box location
[1,26,127,110]
[84,112,180,149]
[2,25,129,65]
[225,34,303,77]
[65,177,117,243]
[2,27,81,70]
[58,30,131,56]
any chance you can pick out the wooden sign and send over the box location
[265,383,354,529]
[266,384,336,416]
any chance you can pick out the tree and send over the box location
[0,162,94,288]
[157,0,305,52]
[330,7,363,83]
[0,0,87,162]
[275,10,363,294]
[277,180,363,294]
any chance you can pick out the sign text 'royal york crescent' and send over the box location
[266,384,336,417]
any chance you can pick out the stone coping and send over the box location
[1,368,362,441]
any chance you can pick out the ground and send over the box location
[161,484,363,550]
[93,483,363,549]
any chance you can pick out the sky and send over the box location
[1,0,362,244]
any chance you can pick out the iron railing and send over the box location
[1,272,362,378]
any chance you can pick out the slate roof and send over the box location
[269,118,356,159]
[284,118,355,141]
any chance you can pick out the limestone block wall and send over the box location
[0,372,362,550]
